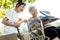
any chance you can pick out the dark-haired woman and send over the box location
[2,2,27,40]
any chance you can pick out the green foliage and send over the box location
[23,0,27,2]
[0,9,5,18]
[0,0,36,18]
[0,0,5,7]
[28,0,36,3]
[23,0,36,4]
[3,2,12,9]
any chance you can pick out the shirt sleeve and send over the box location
[5,10,12,20]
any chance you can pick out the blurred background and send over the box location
[0,0,60,35]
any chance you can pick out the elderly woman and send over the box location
[28,6,60,40]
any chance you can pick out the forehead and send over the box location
[19,4,25,7]
[31,8,37,11]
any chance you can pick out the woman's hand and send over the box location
[13,19,27,27]
[23,19,27,23]
[13,18,22,27]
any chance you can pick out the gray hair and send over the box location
[29,6,35,12]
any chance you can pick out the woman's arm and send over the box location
[2,17,20,27]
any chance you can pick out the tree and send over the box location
[0,0,36,18]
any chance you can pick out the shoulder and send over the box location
[6,9,14,13]
[5,9,15,15]
[5,9,14,17]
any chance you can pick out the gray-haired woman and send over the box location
[28,6,59,40]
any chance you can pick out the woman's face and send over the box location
[30,8,38,17]
[17,5,25,12]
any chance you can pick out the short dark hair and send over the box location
[16,2,26,8]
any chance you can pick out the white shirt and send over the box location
[4,9,20,34]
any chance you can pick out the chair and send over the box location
[27,18,50,40]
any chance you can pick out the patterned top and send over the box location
[27,17,41,31]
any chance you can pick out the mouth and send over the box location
[21,9,23,11]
